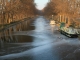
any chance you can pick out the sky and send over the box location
[34,0,49,10]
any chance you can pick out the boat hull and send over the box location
[60,30,78,38]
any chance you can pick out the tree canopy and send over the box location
[44,0,80,19]
[0,0,37,24]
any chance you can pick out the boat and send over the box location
[59,22,80,38]
[50,20,56,25]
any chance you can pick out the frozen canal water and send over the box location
[0,16,80,60]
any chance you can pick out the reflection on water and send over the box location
[16,35,33,43]
[0,20,35,56]
[0,34,34,56]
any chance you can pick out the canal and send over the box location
[0,16,80,60]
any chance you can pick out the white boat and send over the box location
[50,20,56,25]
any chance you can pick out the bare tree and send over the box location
[0,0,37,24]
[44,0,80,24]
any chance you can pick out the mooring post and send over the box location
[8,28,13,42]
[3,30,7,42]
[13,26,18,42]
[0,33,4,48]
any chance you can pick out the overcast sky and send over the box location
[34,0,49,10]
